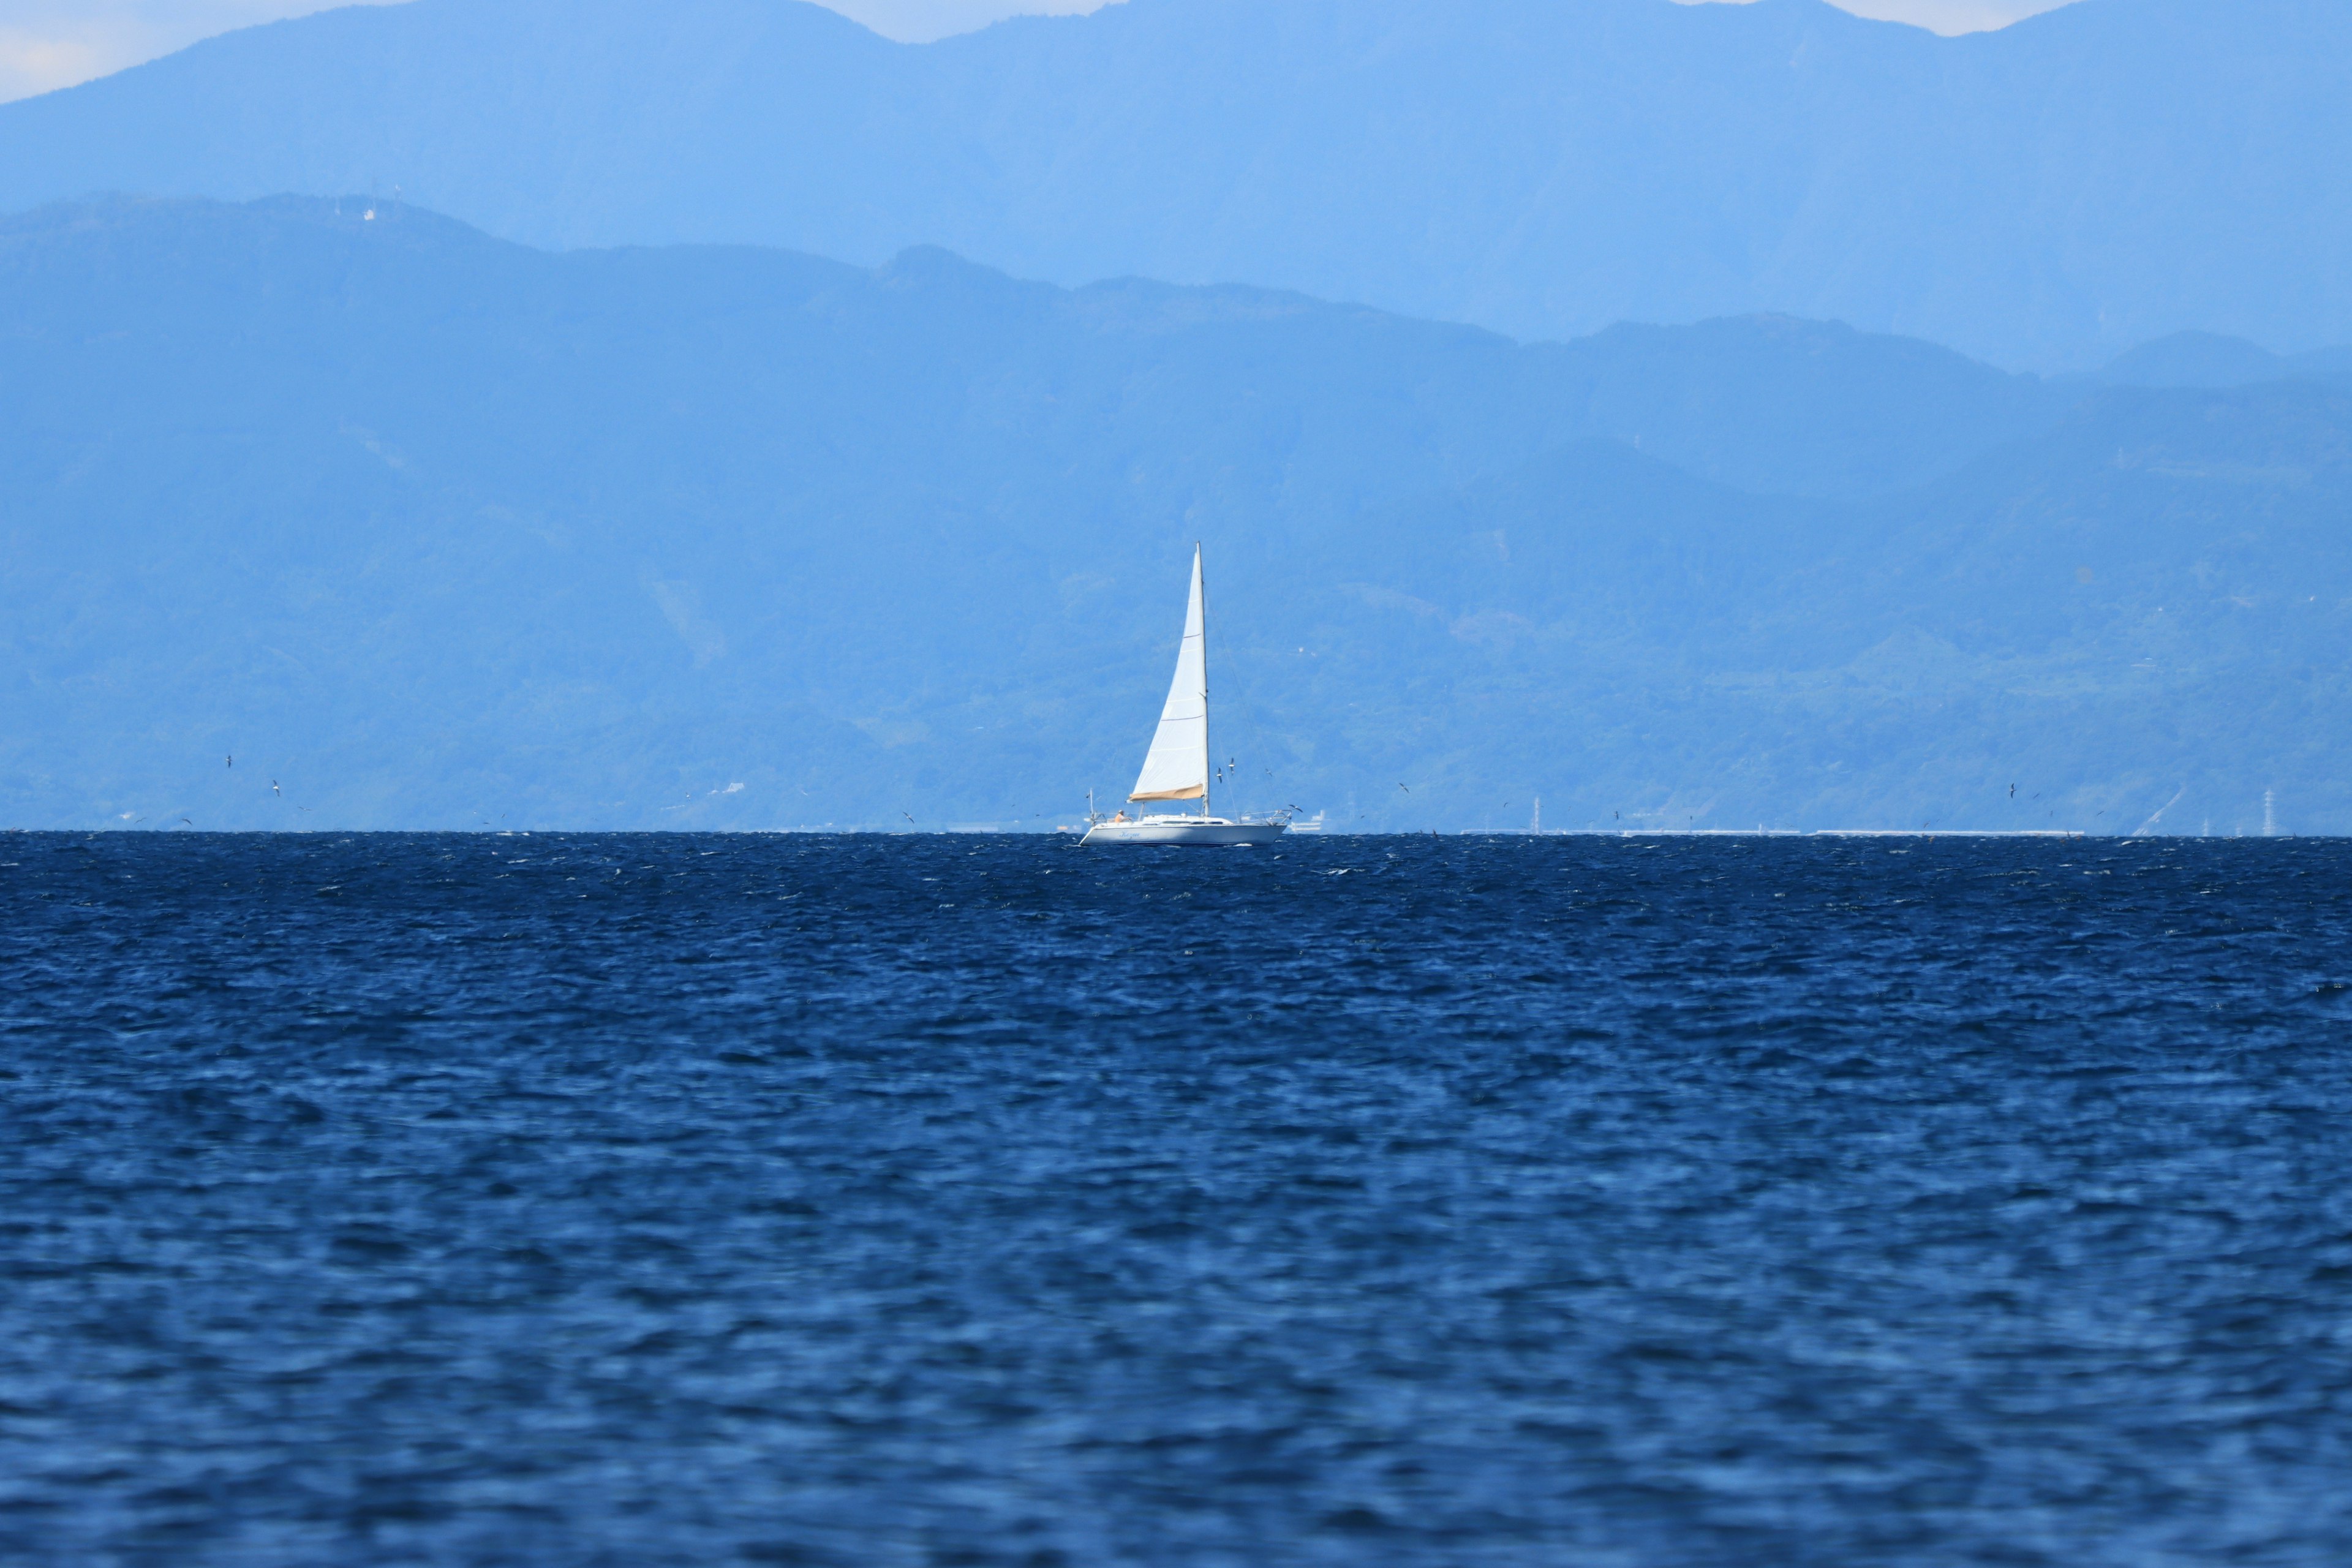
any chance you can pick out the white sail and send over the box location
[1128,547,1209,803]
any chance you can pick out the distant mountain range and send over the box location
[0,0,2347,368]
[4,197,2345,832]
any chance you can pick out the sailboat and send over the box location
[1082,547,1291,846]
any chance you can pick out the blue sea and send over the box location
[4,832,2348,1566]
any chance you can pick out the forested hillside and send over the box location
[3,198,2344,832]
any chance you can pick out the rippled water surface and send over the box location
[4,832,2350,1566]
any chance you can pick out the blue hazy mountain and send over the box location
[2084,331,2352,391]
[2,196,2344,834]
[1,0,2347,369]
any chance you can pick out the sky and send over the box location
[0,0,2081,104]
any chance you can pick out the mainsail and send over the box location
[1128,547,1210,804]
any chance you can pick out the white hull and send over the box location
[1082,816,1287,846]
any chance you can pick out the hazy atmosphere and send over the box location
[8,6,2350,1566]
[1,0,2080,100]
[2,0,2345,832]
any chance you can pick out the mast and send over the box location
[1200,543,1210,819]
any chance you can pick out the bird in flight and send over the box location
[271,780,282,796]
[1398,783,1409,793]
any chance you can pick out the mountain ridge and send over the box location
[2,0,2348,366]
[3,195,2345,834]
